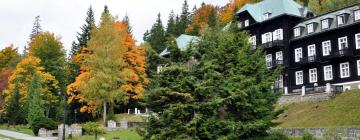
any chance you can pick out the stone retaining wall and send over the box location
[274,128,360,139]
[278,92,333,105]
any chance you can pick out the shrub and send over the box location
[82,122,105,135]
[31,117,58,136]
[302,132,316,140]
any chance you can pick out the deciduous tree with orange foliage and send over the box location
[185,3,219,36]
[219,0,259,24]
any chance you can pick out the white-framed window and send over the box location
[237,21,243,28]
[294,28,301,37]
[273,29,283,40]
[338,36,348,50]
[266,54,272,68]
[309,68,318,83]
[340,62,350,78]
[276,51,283,61]
[264,13,270,20]
[321,19,329,29]
[324,65,333,81]
[295,71,303,85]
[262,32,272,44]
[295,48,303,62]
[249,36,257,46]
[337,15,345,25]
[357,60,360,76]
[322,40,331,56]
[308,44,316,56]
[356,33,360,49]
[157,65,163,73]
[244,19,249,27]
[354,10,360,21]
[276,75,284,88]
[307,23,314,33]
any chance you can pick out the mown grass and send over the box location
[73,129,142,140]
[0,124,33,135]
[0,134,22,140]
[276,89,360,128]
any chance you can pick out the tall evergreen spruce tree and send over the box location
[177,0,191,35]
[166,10,177,37]
[70,6,95,57]
[144,27,281,139]
[5,83,21,126]
[145,13,166,53]
[29,16,42,40]
[26,73,45,127]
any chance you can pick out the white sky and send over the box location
[0,0,229,55]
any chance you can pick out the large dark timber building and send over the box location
[235,0,360,94]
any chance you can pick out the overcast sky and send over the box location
[0,0,228,55]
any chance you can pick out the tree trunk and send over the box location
[103,102,107,126]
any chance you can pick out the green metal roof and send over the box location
[236,0,307,22]
[159,34,199,56]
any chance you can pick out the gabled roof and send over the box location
[159,34,199,56]
[236,0,307,22]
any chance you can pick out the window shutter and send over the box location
[262,34,266,44]
[279,29,283,40]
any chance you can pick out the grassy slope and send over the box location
[0,124,33,135]
[276,89,360,128]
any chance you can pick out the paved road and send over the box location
[0,130,56,140]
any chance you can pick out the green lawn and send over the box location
[0,134,22,140]
[0,124,33,135]
[276,89,360,128]
[74,129,142,140]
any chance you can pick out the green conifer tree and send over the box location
[166,10,177,37]
[5,83,21,126]
[146,13,166,53]
[26,73,45,126]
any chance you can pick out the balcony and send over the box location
[266,60,284,68]
[260,40,285,49]
[300,55,318,64]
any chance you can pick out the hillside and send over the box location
[276,89,360,128]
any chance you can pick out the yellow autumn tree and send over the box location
[2,56,58,113]
[185,3,218,36]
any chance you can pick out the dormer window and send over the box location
[294,28,301,37]
[264,13,270,20]
[321,19,329,29]
[307,23,314,34]
[337,15,345,25]
[244,19,249,27]
[355,10,360,21]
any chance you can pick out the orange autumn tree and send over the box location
[116,21,148,101]
[185,3,219,36]
[219,0,259,24]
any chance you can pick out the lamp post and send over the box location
[57,89,66,140]
[74,109,77,124]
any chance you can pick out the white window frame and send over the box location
[356,33,360,49]
[295,48,303,62]
[295,71,303,85]
[337,15,345,25]
[244,19,249,27]
[294,28,301,37]
[276,51,283,61]
[309,68,318,83]
[279,75,283,88]
[237,21,243,28]
[273,29,283,40]
[338,36,348,50]
[322,40,331,56]
[355,10,360,21]
[249,36,257,46]
[266,54,272,68]
[321,19,329,29]
[324,65,333,81]
[340,62,350,78]
[307,23,314,33]
[357,60,360,76]
[308,44,316,57]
